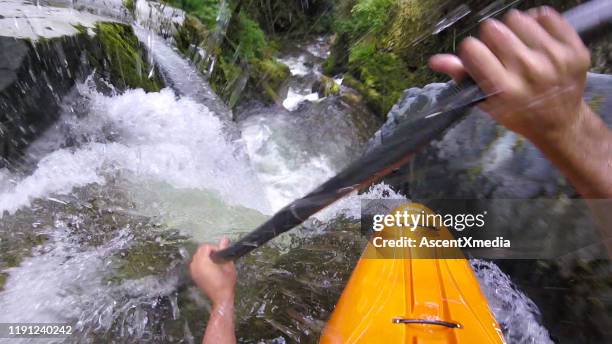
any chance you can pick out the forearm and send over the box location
[530,101,612,199]
[203,301,236,344]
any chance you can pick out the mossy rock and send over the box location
[329,33,413,116]
[110,238,187,282]
[92,23,163,92]
[314,75,341,97]
[250,58,290,103]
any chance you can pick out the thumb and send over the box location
[219,236,230,249]
[429,54,468,82]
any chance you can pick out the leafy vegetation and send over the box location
[166,0,220,27]
[323,0,597,117]
[170,0,294,104]
[241,0,334,36]
[323,0,454,117]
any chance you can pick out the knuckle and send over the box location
[543,48,567,73]
[577,47,591,70]
[505,82,524,98]
[517,52,540,73]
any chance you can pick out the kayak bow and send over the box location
[320,204,504,344]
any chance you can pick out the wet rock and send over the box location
[0,2,163,167]
[312,75,340,98]
[369,73,612,199]
[235,221,367,343]
[250,58,291,104]
[134,0,185,38]
[0,34,92,167]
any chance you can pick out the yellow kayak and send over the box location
[320,203,505,344]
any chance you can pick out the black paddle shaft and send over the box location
[212,0,612,263]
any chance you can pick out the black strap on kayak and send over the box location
[212,0,612,263]
[392,318,462,329]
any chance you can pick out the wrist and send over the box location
[211,292,235,311]
[529,101,590,148]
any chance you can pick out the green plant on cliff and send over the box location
[325,0,417,116]
[344,0,395,37]
[166,0,220,27]
[93,23,163,92]
[345,40,411,115]
[235,14,267,60]
[172,1,289,104]
[325,0,594,118]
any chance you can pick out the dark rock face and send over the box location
[0,24,164,169]
[370,73,612,199]
[0,34,92,168]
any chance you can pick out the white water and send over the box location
[277,55,311,77]
[282,87,320,111]
[0,81,270,227]
[0,78,270,341]
[241,115,334,210]
[472,260,554,344]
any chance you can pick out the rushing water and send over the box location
[0,6,559,343]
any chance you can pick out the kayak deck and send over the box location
[320,204,504,344]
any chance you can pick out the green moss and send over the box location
[348,0,396,37]
[317,75,341,97]
[123,0,135,15]
[340,40,411,115]
[72,24,88,35]
[250,58,290,102]
[0,272,6,291]
[466,165,483,181]
[209,55,242,97]
[93,23,162,92]
[109,230,192,282]
[323,0,466,116]
[235,13,268,60]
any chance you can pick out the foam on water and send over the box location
[0,83,270,216]
[277,55,310,76]
[472,260,553,343]
[0,218,182,344]
[314,183,407,222]
[240,114,334,211]
[282,87,320,111]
